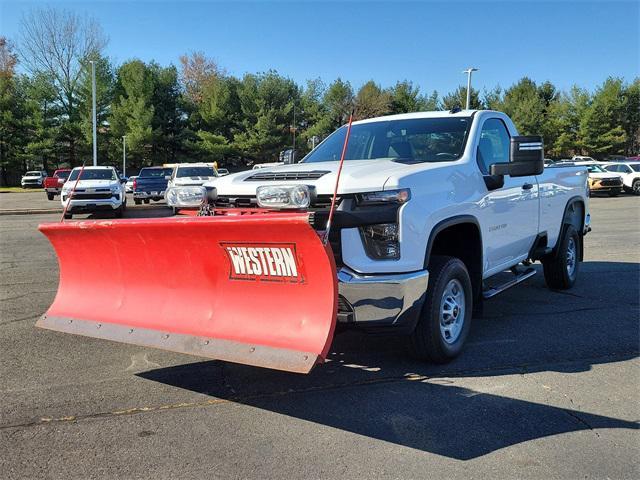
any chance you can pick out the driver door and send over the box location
[477,118,539,276]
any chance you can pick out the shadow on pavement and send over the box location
[138,260,639,460]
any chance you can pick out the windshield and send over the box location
[303,117,472,164]
[140,167,174,178]
[630,164,640,172]
[68,169,117,181]
[56,171,70,179]
[25,171,41,176]
[586,165,606,173]
[176,166,215,177]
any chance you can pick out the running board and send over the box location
[483,267,536,299]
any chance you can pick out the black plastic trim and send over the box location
[424,215,483,270]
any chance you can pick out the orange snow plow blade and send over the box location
[36,212,337,373]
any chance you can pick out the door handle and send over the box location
[522,183,534,190]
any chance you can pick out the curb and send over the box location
[0,209,62,216]
[0,205,169,216]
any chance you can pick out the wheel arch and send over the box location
[554,196,586,261]
[424,215,483,302]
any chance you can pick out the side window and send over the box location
[606,165,619,172]
[477,118,510,174]
[622,165,632,173]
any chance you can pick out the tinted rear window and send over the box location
[177,166,215,177]
[139,168,174,178]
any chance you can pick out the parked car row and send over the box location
[547,159,640,196]
[27,162,229,218]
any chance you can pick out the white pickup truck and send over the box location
[177,110,590,362]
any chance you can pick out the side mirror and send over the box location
[490,136,544,178]
[120,178,127,184]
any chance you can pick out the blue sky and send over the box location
[1,1,638,95]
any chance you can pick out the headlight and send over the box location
[355,189,410,206]
[256,185,311,209]
[165,186,207,207]
[359,223,400,260]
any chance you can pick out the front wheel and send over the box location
[632,179,640,196]
[46,193,54,201]
[410,256,473,363]
[542,225,580,290]
[134,199,142,205]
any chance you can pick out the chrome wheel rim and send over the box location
[634,182,640,194]
[440,279,465,344]
[566,237,577,277]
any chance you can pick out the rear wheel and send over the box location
[134,199,142,205]
[543,225,579,290]
[633,179,640,196]
[46,193,54,201]
[144,199,150,204]
[410,256,473,363]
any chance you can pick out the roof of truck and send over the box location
[352,109,485,125]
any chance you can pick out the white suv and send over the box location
[21,170,47,188]
[603,162,640,195]
[61,166,126,219]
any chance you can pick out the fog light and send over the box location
[165,186,206,207]
[359,223,400,259]
[256,185,310,209]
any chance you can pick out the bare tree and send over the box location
[179,51,221,104]
[0,37,18,78]
[18,7,107,115]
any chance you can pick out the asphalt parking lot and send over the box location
[1,195,638,479]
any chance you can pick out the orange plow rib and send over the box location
[36,213,337,373]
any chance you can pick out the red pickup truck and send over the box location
[43,169,71,200]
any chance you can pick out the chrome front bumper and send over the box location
[337,267,429,332]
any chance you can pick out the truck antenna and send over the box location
[323,111,354,245]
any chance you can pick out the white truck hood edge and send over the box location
[205,159,427,196]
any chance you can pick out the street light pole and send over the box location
[462,67,478,110]
[90,60,97,166]
[122,136,127,178]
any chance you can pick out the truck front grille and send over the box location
[212,194,345,268]
[66,193,115,200]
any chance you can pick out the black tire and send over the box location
[410,256,473,363]
[632,179,640,196]
[63,213,72,219]
[115,206,124,218]
[46,193,54,201]
[134,199,142,205]
[542,225,580,290]
[144,199,150,204]
[608,190,619,197]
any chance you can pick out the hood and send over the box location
[203,159,420,196]
[63,179,119,190]
[588,172,620,179]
